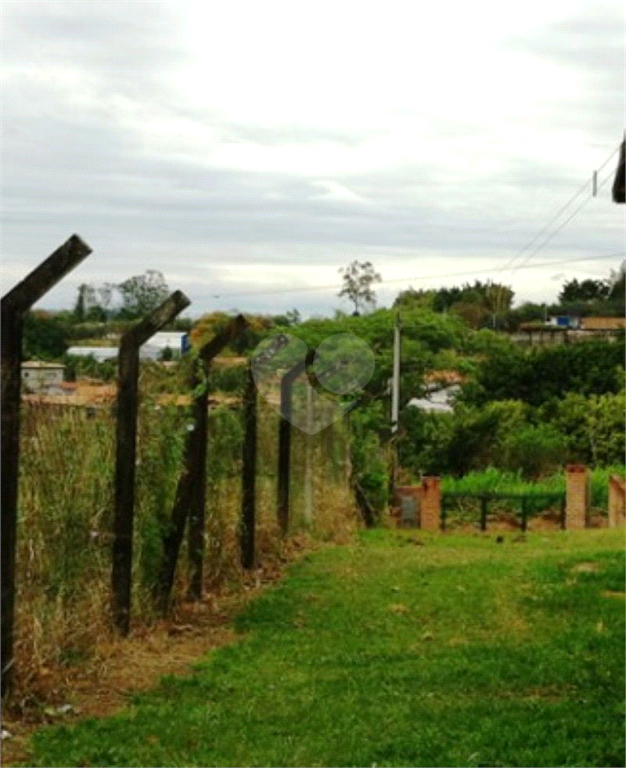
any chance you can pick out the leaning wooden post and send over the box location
[1,235,92,696]
[112,291,190,634]
[240,361,257,569]
[277,359,306,536]
[186,315,248,601]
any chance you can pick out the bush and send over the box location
[502,424,567,480]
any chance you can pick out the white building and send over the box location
[407,385,461,414]
[143,332,190,357]
[66,346,118,362]
[21,361,65,392]
[66,332,190,363]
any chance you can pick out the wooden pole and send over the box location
[277,359,305,536]
[187,315,248,601]
[240,362,257,569]
[1,235,92,696]
[153,315,248,611]
[112,291,190,634]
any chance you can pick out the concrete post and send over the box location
[608,475,625,527]
[395,485,420,527]
[565,464,589,529]
[420,477,441,531]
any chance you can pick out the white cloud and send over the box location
[1,0,624,317]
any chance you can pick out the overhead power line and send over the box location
[510,169,618,276]
[497,144,621,275]
[214,251,626,300]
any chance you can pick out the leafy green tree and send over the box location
[558,278,610,303]
[608,262,625,301]
[393,287,436,312]
[23,311,68,360]
[587,390,626,466]
[449,301,489,329]
[463,340,624,408]
[117,270,169,319]
[431,280,513,323]
[338,261,381,315]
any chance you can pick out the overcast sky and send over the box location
[2,0,625,318]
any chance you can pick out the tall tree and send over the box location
[608,262,625,301]
[73,283,97,322]
[338,261,382,315]
[117,270,169,319]
[558,278,610,304]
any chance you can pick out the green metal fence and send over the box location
[441,491,566,532]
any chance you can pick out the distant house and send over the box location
[547,315,580,329]
[579,316,625,332]
[407,371,464,414]
[143,332,190,358]
[66,332,190,364]
[513,316,624,345]
[21,361,65,393]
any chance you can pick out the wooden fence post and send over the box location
[240,362,257,569]
[112,291,190,634]
[1,235,92,696]
[186,316,248,601]
[277,359,306,536]
[152,316,248,611]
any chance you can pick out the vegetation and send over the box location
[28,529,625,767]
[337,260,382,315]
[11,389,355,698]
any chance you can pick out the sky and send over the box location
[2,0,625,319]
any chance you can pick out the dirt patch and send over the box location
[601,590,626,599]
[570,561,601,573]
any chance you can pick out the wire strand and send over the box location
[496,144,621,274]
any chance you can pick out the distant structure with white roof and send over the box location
[67,332,190,363]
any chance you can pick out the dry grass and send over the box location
[3,393,357,734]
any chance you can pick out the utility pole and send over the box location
[303,384,314,526]
[391,314,400,436]
[390,313,401,502]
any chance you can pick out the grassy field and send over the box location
[25,528,625,767]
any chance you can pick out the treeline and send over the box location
[393,266,625,330]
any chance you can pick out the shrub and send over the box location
[502,424,567,480]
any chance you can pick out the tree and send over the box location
[117,270,169,319]
[483,282,515,328]
[430,280,513,326]
[23,311,68,360]
[393,287,436,311]
[608,262,625,301]
[558,278,610,304]
[502,424,566,480]
[73,283,107,322]
[338,261,381,315]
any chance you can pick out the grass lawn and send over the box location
[28,528,625,767]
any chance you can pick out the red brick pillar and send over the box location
[566,465,589,529]
[420,477,441,531]
[608,475,625,527]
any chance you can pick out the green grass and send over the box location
[441,466,625,502]
[29,529,625,767]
